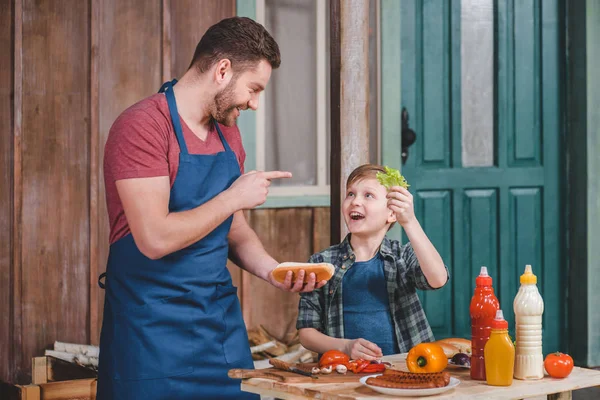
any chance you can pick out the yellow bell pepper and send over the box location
[406,343,448,373]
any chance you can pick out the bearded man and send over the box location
[97,17,326,400]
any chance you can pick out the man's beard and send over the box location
[213,80,240,127]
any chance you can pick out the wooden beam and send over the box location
[12,0,23,384]
[38,379,96,400]
[329,0,341,245]
[330,0,371,244]
[89,0,100,346]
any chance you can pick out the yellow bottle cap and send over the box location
[520,264,537,284]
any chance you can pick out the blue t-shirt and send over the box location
[342,253,399,355]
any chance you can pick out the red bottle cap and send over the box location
[491,310,508,329]
[475,266,493,286]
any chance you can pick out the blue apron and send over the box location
[97,79,258,400]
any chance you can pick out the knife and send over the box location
[269,358,317,378]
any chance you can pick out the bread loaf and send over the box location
[435,338,471,356]
[272,262,335,284]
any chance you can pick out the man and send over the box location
[97,17,326,399]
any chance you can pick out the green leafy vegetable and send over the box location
[376,166,410,189]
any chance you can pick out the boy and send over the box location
[297,164,449,359]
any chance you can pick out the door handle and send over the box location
[401,107,416,164]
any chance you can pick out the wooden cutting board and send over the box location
[228,363,376,383]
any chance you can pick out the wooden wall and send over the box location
[0,0,326,385]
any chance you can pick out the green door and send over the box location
[381,0,564,354]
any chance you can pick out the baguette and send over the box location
[271,262,335,284]
[435,338,471,356]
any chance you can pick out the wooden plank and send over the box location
[312,207,330,254]
[162,0,172,82]
[246,208,312,342]
[17,385,39,400]
[31,358,46,385]
[45,356,97,382]
[168,0,235,78]
[12,0,24,385]
[96,0,162,342]
[20,0,90,382]
[0,0,14,384]
[329,0,341,245]
[338,0,370,241]
[229,365,375,383]
[88,0,100,347]
[38,379,96,400]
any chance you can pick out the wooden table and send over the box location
[241,354,600,399]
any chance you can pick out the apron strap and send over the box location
[213,121,234,154]
[158,79,189,155]
[98,272,107,289]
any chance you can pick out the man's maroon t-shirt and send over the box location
[104,93,246,244]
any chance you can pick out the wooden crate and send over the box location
[0,357,97,400]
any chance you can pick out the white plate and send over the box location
[360,374,461,397]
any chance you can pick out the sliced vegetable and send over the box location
[319,350,350,368]
[376,166,410,190]
[362,363,387,373]
[406,343,448,373]
[451,353,471,367]
[544,352,574,379]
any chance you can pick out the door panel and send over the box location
[382,0,564,354]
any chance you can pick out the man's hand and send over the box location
[227,170,292,210]
[267,269,327,293]
[344,338,383,360]
[387,186,416,226]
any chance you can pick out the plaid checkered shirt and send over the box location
[296,234,449,353]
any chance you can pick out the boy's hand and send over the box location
[387,186,416,226]
[344,338,383,360]
[267,269,327,293]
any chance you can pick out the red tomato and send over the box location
[544,352,574,379]
[319,350,350,368]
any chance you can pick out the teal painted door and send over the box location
[382,0,564,354]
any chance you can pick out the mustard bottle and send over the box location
[484,310,515,386]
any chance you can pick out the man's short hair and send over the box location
[189,16,281,73]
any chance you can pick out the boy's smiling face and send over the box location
[342,177,396,236]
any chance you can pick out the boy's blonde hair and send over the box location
[346,164,386,189]
[346,164,396,230]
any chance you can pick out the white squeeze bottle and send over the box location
[513,264,545,380]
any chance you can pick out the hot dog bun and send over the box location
[434,342,460,358]
[272,262,335,284]
[435,338,472,356]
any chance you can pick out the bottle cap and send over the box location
[520,264,537,284]
[491,309,509,329]
[475,266,493,286]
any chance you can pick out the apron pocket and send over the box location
[214,285,251,365]
[112,290,196,380]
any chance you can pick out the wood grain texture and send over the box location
[19,0,90,383]
[329,0,342,245]
[245,208,313,342]
[0,0,14,383]
[12,0,24,385]
[339,0,370,239]
[312,207,331,254]
[168,0,235,78]
[89,0,100,346]
[95,0,162,342]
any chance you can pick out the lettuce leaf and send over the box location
[376,166,410,189]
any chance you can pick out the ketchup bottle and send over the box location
[469,266,500,381]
